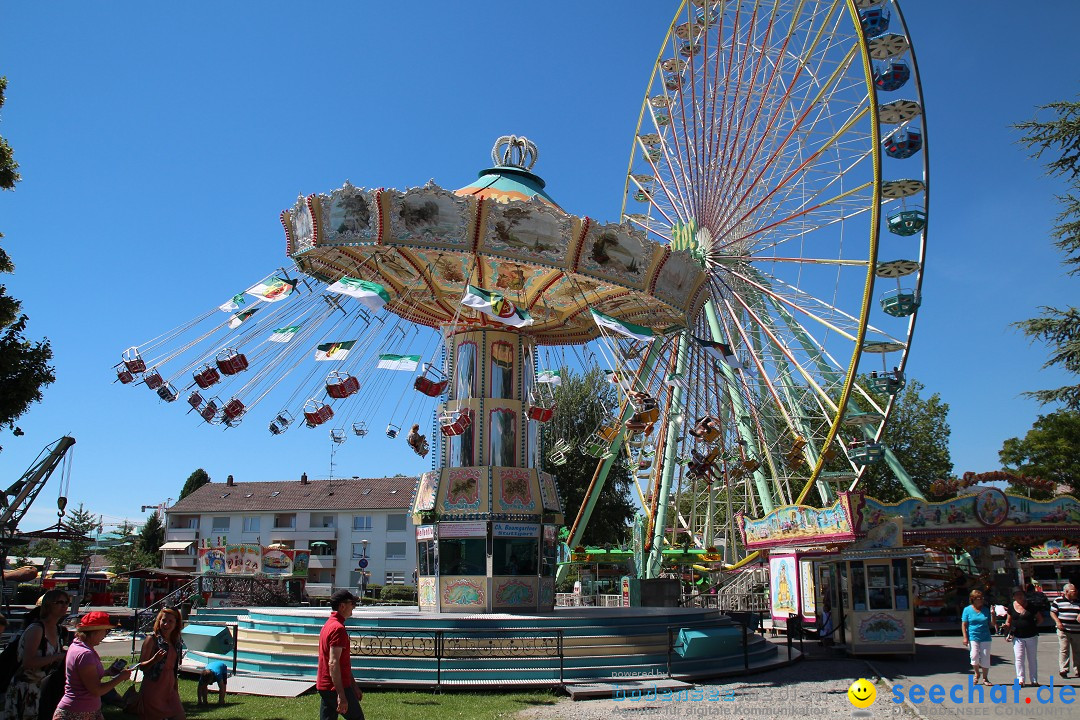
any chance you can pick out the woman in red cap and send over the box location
[53,611,164,720]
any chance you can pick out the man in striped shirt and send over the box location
[1051,583,1080,678]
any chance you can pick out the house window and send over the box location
[312,514,335,529]
[385,571,406,585]
[211,517,230,532]
[353,516,372,531]
[352,543,371,558]
[242,516,260,533]
[273,514,295,529]
[386,514,407,533]
[385,542,406,560]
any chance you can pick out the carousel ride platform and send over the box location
[181,605,788,689]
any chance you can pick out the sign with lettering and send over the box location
[492,522,539,538]
[438,521,487,538]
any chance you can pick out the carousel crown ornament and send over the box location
[491,135,538,170]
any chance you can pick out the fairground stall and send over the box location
[739,489,1080,656]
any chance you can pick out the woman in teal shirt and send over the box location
[962,589,998,686]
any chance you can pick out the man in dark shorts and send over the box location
[317,589,364,720]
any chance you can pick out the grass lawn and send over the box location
[98,657,559,720]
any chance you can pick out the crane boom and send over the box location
[0,436,76,535]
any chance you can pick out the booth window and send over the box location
[867,564,893,610]
[892,559,910,610]
[493,538,538,575]
[541,531,557,578]
[417,541,435,575]
[851,562,867,612]
[448,423,475,467]
[439,538,486,575]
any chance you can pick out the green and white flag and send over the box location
[228,308,259,329]
[377,354,421,371]
[246,275,297,302]
[589,308,654,342]
[536,369,562,386]
[269,325,301,343]
[327,277,390,312]
[219,293,247,312]
[461,285,534,328]
[315,340,356,361]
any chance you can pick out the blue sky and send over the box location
[1,2,1077,530]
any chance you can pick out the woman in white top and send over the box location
[2,589,71,720]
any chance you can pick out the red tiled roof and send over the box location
[167,477,418,513]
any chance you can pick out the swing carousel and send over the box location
[116,0,933,685]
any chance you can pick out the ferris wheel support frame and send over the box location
[703,301,775,514]
[646,331,690,579]
[555,340,665,584]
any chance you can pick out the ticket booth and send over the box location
[829,547,920,656]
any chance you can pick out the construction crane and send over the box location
[0,436,76,543]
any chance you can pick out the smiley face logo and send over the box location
[847,678,876,708]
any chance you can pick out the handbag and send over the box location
[122,668,143,717]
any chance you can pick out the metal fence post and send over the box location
[741,620,749,671]
[558,630,564,688]
[435,630,442,692]
[666,627,673,679]
[231,624,239,677]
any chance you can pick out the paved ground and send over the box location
[515,632,1078,720]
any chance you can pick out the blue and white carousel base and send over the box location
[183,605,786,688]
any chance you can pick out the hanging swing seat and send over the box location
[439,408,474,437]
[143,370,164,390]
[352,422,368,437]
[407,432,429,458]
[385,423,401,439]
[689,416,722,443]
[200,400,218,424]
[304,401,334,428]
[414,376,449,397]
[122,349,146,375]
[268,410,293,435]
[216,349,249,376]
[187,391,204,409]
[742,457,761,473]
[547,438,573,466]
[527,404,556,422]
[222,398,245,424]
[638,457,653,471]
[192,365,220,389]
[326,373,360,399]
[330,428,347,444]
[115,365,135,384]
[581,424,619,459]
[156,383,179,402]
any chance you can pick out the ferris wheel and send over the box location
[616,0,929,562]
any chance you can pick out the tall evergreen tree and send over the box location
[1014,100,1080,410]
[0,76,54,448]
[56,503,100,567]
[179,468,211,500]
[139,511,165,555]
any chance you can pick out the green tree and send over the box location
[179,468,211,500]
[1014,100,1080,410]
[853,378,953,502]
[999,410,1080,497]
[56,503,100,567]
[139,511,165,555]
[0,76,54,445]
[106,520,156,574]
[539,367,636,546]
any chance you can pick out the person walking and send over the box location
[3,589,70,720]
[962,589,997,686]
[1003,587,1043,686]
[317,590,364,720]
[137,607,185,720]
[52,611,164,720]
[1051,583,1080,678]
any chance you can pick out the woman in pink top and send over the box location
[53,612,164,720]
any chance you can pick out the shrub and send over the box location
[16,583,45,604]
[380,585,417,602]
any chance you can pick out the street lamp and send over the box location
[358,539,370,599]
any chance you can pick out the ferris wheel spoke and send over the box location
[724,267,858,343]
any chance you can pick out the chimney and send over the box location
[301,472,308,485]
[226,474,234,486]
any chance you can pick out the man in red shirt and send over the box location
[317,589,364,720]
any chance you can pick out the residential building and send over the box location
[163,474,417,594]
